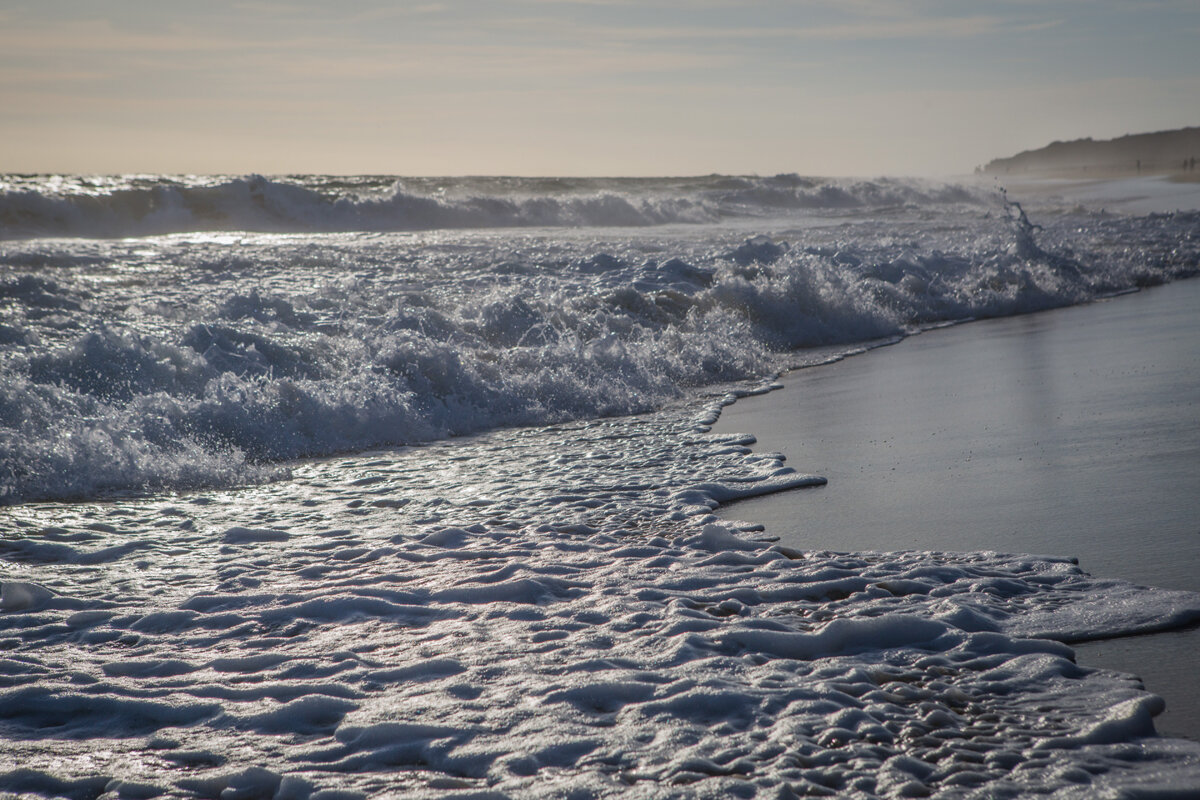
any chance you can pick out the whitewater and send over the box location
[1,173,1199,798]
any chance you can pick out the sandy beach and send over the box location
[716,276,1200,740]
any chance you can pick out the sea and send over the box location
[1,173,1199,798]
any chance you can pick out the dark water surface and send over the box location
[717,277,1200,740]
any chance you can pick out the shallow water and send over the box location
[717,278,1200,739]
[1074,627,1200,742]
[5,398,1200,797]
[3,175,1200,797]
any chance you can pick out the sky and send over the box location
[2,0,1198,177]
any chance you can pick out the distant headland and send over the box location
[981,127,1200,179]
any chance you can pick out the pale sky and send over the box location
[3,0,1198,176]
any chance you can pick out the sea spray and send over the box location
[2,176,1198,503]
[2,174,1200,797]
[1,173,982,239]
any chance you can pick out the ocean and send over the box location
[2,173,1199,798]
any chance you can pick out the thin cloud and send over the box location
[648,16,1053,42]
[516,0,745,6]
[0,67,110,85]
[345,4,451,23]
[477,11,1062,47]
[787,16,1034,40]
[268,45,720,82]
[0,18,327,55]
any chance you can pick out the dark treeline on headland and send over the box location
[982,127,1200,179]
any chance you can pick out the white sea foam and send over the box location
[0,174,985,239]
[2,182,1197,504]
[1,407,1198,797]
[2,175,1200,796]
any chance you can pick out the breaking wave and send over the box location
[1,175,1198,503]
[0,174,984,239]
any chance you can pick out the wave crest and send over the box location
[2,195,1197,503]
[1,174,985,239]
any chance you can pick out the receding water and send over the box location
[717,278,1200,739]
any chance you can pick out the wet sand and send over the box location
[716,278,1200,740]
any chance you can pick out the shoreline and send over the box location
[713,277,1200,740]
